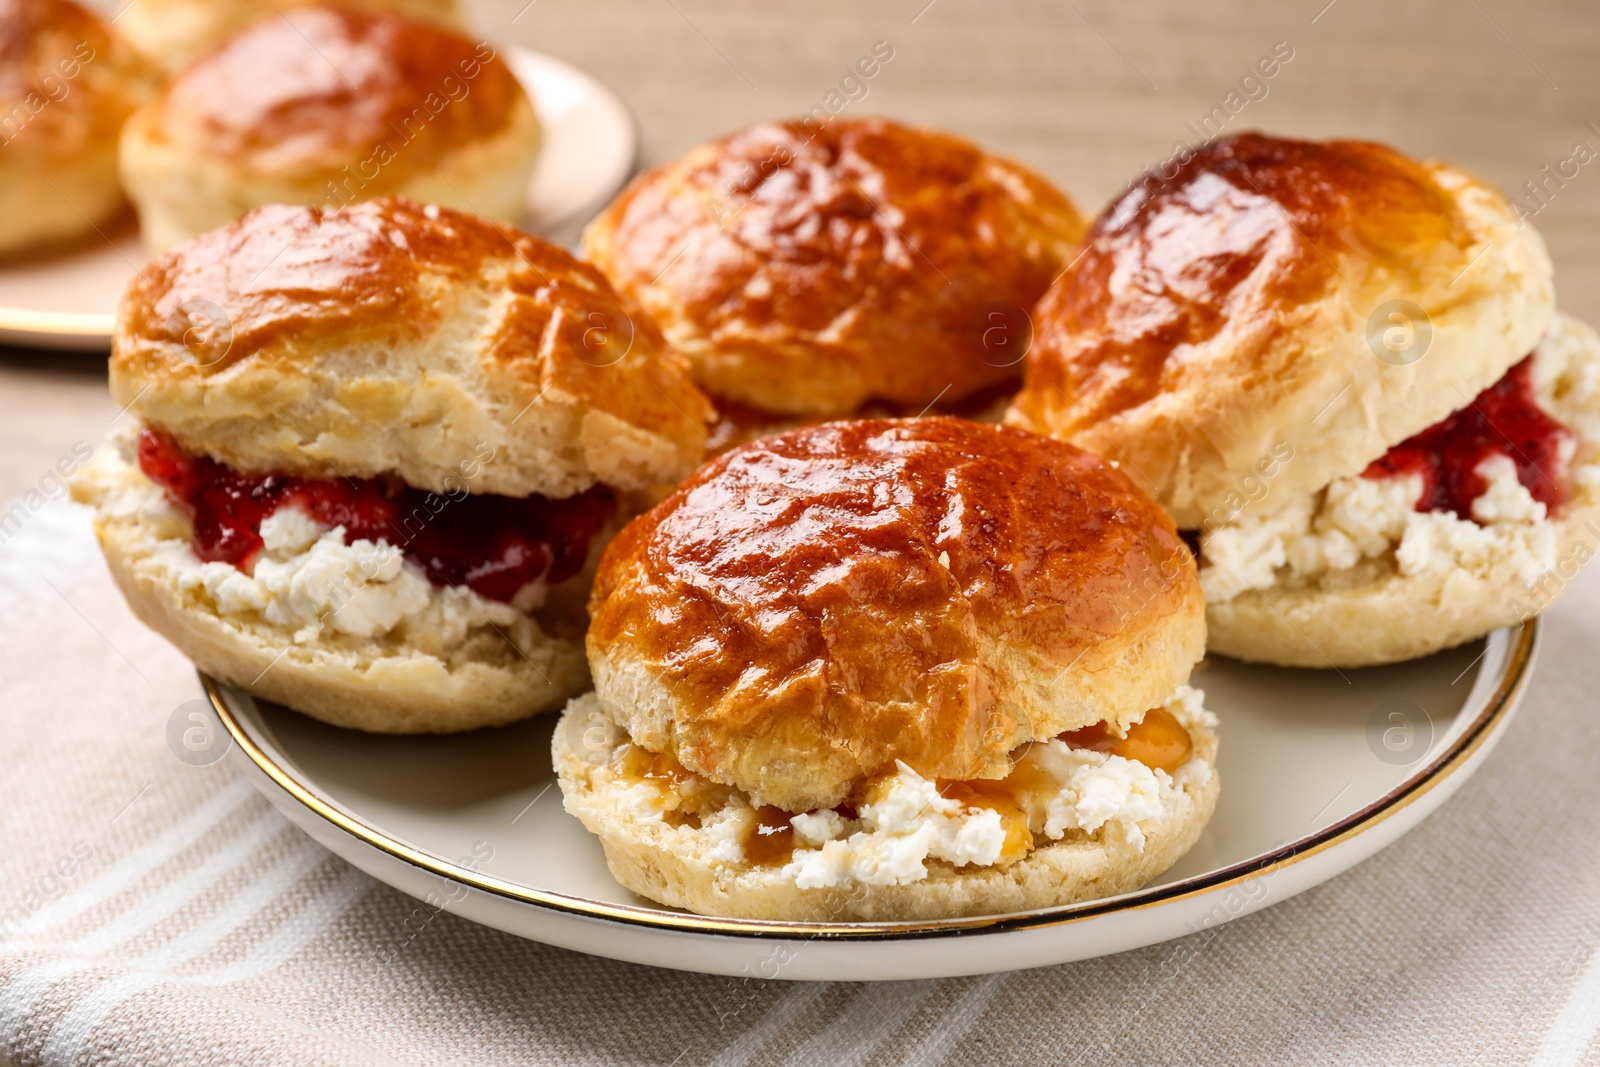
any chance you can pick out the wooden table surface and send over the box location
[482,0,1600,312]
[5,0,1598,497]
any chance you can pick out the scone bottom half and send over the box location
[1197,314,1600,667]
[556,417,1219,920]
[554,688,1220,922]
[71,423,617,733]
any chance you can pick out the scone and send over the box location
[119,7,538,253]
[71,196,715,733]
[0,0,157,257]
[1007,131,1592,667]
[583,118,1086,451]
[1198,314,1600,666]
[555,418,1219,921]
[114,0,463,76]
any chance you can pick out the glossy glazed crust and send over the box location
[586,418,1206,812]
[145,8,516,177]
[0,0,157,255]
[113,0,463,75]
[583,117,1086,417]
[1007,132,1554,529]
[111,197,715,499]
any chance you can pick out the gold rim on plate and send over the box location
[204,621,1537,940]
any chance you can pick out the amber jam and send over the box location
[1058,707,1194,776]
[745,806,798,867]
[721,709,1197,868]
[136,427,614,604]
[1362,356,1573,521]
[936,780,1035,860]
[617,744,696,788]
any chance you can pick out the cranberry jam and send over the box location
[136,428,615,604]
[1362,355,1573,521]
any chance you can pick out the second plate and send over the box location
[0,47,636,351]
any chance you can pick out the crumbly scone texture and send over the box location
[1204,313,1600,667]
[70,430,593,733]
[587,418,1206,813]
[0,0,158,256]
[1006,133,1554,528]
[109,197,714,500]
[553,692,1219,922]
[584,117,1086,418]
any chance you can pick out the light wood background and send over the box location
[473,0,1600,314]
[5,0,1598,496]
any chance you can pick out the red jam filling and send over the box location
[1361,355,1573,521]
[136,428,615,604]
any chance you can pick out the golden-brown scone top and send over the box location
[586,417,1205,812]
[114,0,463,75]
[0,0,150,145]
[145,8,520,182]
[0,0,157,254]
[1007,131,1555,529]
[583,117,1086,418]
[112,196,715,500]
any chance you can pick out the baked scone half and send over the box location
[1005,131,1576,667]
[115,0,463,76]
[555,418,1220,922]
[1008,131,1553,527]
[0,0,157,258]
[71,197,715,733]
[583,117,1087,452]
[1201,313,1600,666]
[119,7,537,253]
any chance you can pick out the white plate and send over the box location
[205,622,1538,982]
[0,46,636,352]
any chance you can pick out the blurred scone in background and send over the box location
[119,6,539,251]
[584,117,1086,451]
[0,0,157,258]
[114,0,464,75]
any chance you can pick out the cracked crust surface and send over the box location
[111,197,715,500]
[584,117,1085,417]
[1008,132,1554,528]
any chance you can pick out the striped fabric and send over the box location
[6,496,1600,1066]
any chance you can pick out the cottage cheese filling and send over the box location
[778,685,1216,889]
[169,505,528,646]
[600,685,1217,890]
[1200,316,1600,602]
[77,433,539,656]
[1199,459,1567,603]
